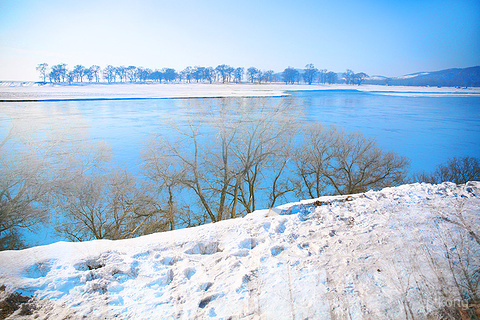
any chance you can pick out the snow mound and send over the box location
[0,182,479,319]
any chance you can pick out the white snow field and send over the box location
[1,82,480,101]
[0,182,479,319]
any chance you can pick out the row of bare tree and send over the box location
[142,99,409,225]
[36,63,274,84]
[37,63,364,85]
[2,98,477,250]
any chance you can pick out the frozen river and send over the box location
[1,89,480,246]
[3,89,478,172]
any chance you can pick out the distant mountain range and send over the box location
[275,66,480,87]
[364,66,480,87]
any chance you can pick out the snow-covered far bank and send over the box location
[0,182,479,319]
[0,82,479,101]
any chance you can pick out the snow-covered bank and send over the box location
[0,182,479,319]
[1,82,479,101]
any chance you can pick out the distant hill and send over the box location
[365,66,480,87]
[274,66,480,87]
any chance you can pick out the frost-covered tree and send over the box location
[85,67,94,82]
[318,69,327,84]
[295,123,409,197]
[233,67,244,83]
[282,67,300,84]
[204,67,216,83]
[49,64,68,83]
[0,113,110,250]
[90,65,101,82]
[344,69,355,84]
[149,70,162,82]
[303,64,318,85]
[0,110,166,244]
[181,66,193,83]
[0,125,52,249]
[143,98,299,224]
[192,66,206,82]
[73,65,87,82]
[36,63,49,82]
[326,71,337,84]
[354,72,368,85]
[67,70,76,84]
[55,170,166,241]
[415,156,480,185]
[262,70,275,83]
[163,68,178,82]
[103,65,116,83]
[115,66,127,82]
[137,67,152,82]
[216,64,234,83]
[126,66,138,82]
[247,67,259,83]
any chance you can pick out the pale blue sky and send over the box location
[0,0,479,81]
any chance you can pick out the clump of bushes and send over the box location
[415,156,480,184]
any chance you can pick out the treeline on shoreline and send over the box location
[2,97,479,250]
[35,63,368,85]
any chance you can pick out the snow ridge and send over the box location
[0,182,479,319]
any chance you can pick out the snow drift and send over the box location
[0,182,479,319]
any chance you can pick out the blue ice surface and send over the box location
[2,90,479,246]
